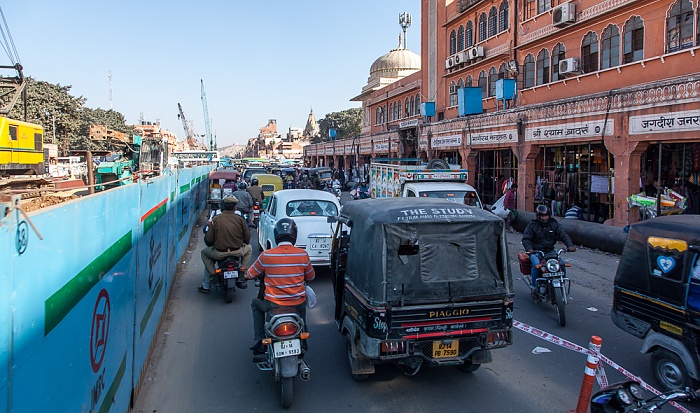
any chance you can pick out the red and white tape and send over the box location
[513,320,692,413]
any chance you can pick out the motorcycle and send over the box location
[253,306,311,408]
[252,201,261,228]
[520,248,571,326]
[213,256,243,303]
[591,380,699,412]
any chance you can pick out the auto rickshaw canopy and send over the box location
[339,198,513,306]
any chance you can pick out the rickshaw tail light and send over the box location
[487,330,510,347]
[381,340,406,354]
[273,322,299,337]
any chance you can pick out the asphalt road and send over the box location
[132,195,696,413]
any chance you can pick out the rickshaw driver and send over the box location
[246,218,315,355]
[522,205,576,300]
[199,196,253,292]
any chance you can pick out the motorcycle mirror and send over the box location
[326,216,338,223]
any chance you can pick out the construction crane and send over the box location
[177,103,198,149]
[201,79,215,151]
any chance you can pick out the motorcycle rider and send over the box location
[246,218,315,355]
[233,182,255,228]
[246,178,265,228]
[200,196,253,292]
[522,205,576,301]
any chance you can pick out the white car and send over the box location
[257,189,340,267]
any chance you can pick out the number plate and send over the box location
[432,340,458,359]
[273,339,301,358]
[223,271,237,279]
[310,238,330,250]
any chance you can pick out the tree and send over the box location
[317,108,361,143]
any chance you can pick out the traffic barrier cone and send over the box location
[570,336,602,413]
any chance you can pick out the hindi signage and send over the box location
[418,137,428,150]
[629,110,700,135]
[431,134,462,148]
[399,119,419,129]
[525,120,614,141]
[374,142,389,152]
[469,129,518,145]
[360,144,372,154]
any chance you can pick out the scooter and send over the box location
[591,380,699,412]
[212,256,244,303]
[252,201,261,228]
[521,248,571,327]
[254,307,311,408]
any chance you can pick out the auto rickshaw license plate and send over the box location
[432,340,458,358]
[273,339,301,357]
[223,271,236,279]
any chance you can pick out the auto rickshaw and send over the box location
[309,167,332,190]
[330,198,514,380]
[251,173,283,209]
[207,169,239,215]
[611,215,700,391]
[281,167,297,189]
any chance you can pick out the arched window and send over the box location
[449,81,458,107]
[499,63,508,79]
[499,1,509,32]
[465,75,473,87]
[450,30,457,55]
[478,70,488,99]
[488,7,498,38]
[465,22,474,48]
[405,99,410,118]
[624,16,644,63]
[389,102,394,121]
[382,106,386,124]
[667,0,694,52]
[537,48,550,85]
[551,42,566,82]
[601,25,620,69]
[397,100,402,119]
[488,67,498,97]
[414,94,420,116]
[375,108,381,125]
[457,78,465,90]
[409,96,415,117]
[523,54,535,89]
[538,0,550,14]
[582,31,600,73]
[478,13,487,42]
[457,26,465,51]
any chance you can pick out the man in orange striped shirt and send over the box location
[246,218,315,353]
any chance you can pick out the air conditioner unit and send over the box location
[468,46,484,60]
[552,2,576,27]
[559,57,580,75]
[454,51,467,65]
[445,57,456,69]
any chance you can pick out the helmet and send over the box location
[536,205,550,223]
[251,178,259,186]
[274,218,298,245]
[238,182,248,190]
[220,196,239,211]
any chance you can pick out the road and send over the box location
[132,195,687,413]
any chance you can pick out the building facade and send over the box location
[304,0,700,226]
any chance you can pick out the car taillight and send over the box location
[273,322,299,337]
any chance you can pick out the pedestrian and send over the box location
[504,183,517,232]
[564,203,584,220]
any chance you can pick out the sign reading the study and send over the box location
[470,129,518,145]
[629,110,700,135]
[431,135,462,148]
[525,120,614,141]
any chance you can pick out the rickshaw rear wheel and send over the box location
[651,348,695,391]
[346,341,369,382]
[456,360,480,372]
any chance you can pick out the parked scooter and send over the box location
[590,380,699,412]
[520,248,571,326]
[253,306,311,408]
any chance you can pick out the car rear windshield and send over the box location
[286,200,338,217]
[419,190,481,207]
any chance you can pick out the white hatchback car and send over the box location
[257,189,340,266]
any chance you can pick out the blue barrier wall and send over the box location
[0,165,211,413]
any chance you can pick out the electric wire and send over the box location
[0,6,20,65]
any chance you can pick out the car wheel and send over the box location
[651,348,696,391]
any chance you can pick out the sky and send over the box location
[3,1,421,147]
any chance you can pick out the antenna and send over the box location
[108,71,113,109]
[399,12,412,49]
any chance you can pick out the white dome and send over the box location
[369,47,421,76]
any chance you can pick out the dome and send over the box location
[369,47,421,76]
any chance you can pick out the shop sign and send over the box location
[374,142,389,152]
[327,147,335,155]
[418,137,429,150]
[525,120,614,141]
[317,148,325,155]
[360,144,372,154]
[335,146,345,155]
[629,110,700,135]
[469,129,518,145]
[399,119,419,129]
[306,148,316,156]
[431,134,462,148]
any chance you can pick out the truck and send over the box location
[95,135,169,191]
[369,159,483,208]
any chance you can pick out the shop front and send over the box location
[468,128,519,206]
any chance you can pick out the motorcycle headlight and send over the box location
[616,389,633,405]
[545,259,560,273]
[629,383,644,400]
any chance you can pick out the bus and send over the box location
[172,150,220,168]
[0,116,45,176]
